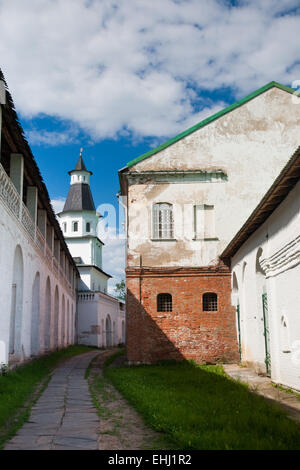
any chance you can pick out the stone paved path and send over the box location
[4,350,101,450]
[224,364,300,422]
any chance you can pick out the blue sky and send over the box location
[1,0,300,291]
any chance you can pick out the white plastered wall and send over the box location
[0,201,76,366]
[126,87,300,268]
[231,179,300,390]
[77,293,125,347]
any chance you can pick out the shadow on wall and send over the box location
[126,286,239,365]
[126,288,186,363]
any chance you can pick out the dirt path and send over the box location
[3,348,165,450]
[89,351,166,450]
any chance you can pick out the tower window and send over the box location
[63,222,67,232]
[153,203,174,239]
[86,222,91,232]
[203,293,218,311]
[73,221,78,232]
[157,293,172,312]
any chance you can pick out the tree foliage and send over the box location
[114,279,126,301]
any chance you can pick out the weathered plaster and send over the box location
[126,87,300,268]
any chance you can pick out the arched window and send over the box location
[157,293,172,312]
[153,203,174,239]
[203,293,218,311]
[63,222,67,232]
[73,221,78,232]
[86,222,90,232]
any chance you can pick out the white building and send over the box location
[58,154,125,347]
[119,81,300,364]
[221,147,300,391]
[0,73,78,367]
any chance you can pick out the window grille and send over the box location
[157,293,172,312]
[203,293,218,311]
[153,203,174,239]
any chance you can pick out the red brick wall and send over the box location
[126,266,239,364]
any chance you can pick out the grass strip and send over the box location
[105,359,300,450]
[0,345,97,448]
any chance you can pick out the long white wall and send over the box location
[0,194,76,366]
[77,292,125,348]
[231,179,300,391]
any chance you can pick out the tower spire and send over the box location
[62,152,95,212]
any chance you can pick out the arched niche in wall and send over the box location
[67,299,70,345]
[53,286,59,349]
[31,272,40,356]
[106,315,112,347]
[44,277,51,351]
[122,320,125,344]
[232,271,239,306]
[61,294,65,347]
[9,245,24,357]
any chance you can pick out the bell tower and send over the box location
[58,150,111,292]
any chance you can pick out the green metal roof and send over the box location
[126,81,298,169]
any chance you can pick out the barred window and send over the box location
[157,293,172,312]
[153,203,174,239]
[203,293,218,311]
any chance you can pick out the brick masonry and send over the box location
[126,264,239,364]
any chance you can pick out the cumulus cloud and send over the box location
[100,227,126,297]
[27,128,79,147]
[1,0,300,140]
[51,197,66,214]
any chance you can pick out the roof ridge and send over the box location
[125,81,299,169]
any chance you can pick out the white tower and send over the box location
[58,151,111,292]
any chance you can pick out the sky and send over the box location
[1,0,300,293]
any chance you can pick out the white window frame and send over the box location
[72,220,79,232]
[152,203,174,239]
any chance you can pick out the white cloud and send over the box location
[51,197,66,214]
[101,228,126,297]
[27,128,79,146]
[0,0,300,140]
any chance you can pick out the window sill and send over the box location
[192,237,219,241]
[151,238,177,242]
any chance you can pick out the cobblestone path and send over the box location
[4,350,101,450]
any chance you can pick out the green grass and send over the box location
[105,359,300,450]
[0,345,97,448]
